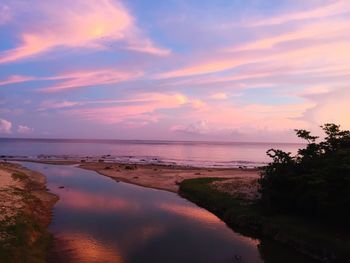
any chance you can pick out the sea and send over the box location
[0,138,303,168]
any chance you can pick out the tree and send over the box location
[259,124,350,224]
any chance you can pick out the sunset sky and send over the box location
[0,0,349,142]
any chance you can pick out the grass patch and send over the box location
[0,213,52,263]
[11,172,28,181]
[180,178,258,216]
[179,177,350,262]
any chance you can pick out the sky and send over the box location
[0,0,349,142]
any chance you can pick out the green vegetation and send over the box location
[180,124,350,262]
[259,124,350,224]
[11,172,28,181]
[180,177,350,262]
[179,177,261,234]
[0,212,52,263]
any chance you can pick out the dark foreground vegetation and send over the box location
[0,211,52,263]
[180,124,350,262]
[260,124,350,224]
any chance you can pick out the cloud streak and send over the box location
[0,0,169,64]
[251,0,350,26]
[0,69,142,92]
[0,75,34,86]
[1,0,349,140]
[39,69,143,92]
[65,93,205,126]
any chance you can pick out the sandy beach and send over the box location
[79,162,259,193]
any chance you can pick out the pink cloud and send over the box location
[157,38,350,82]
[171,120,209,135]
[0,118,12,134]
[0,69,143,92]
[0,0,169,64]
[0,75,34,86]
[66,93,205,125]
[210,92,228,100]
[231,19,350,52]
[172,100,314,136]
[17,125,33,134]
[125,38,171,56]
[51,90,315,137]
[156,11,350,82]
[251,0,350,26]
[299,86,331,96]
[1,1,349,141]
[38,97,173,111]
[39,69,142,92]
[157,57,249,79]
[302,87,350,129]
[38,100,82,111]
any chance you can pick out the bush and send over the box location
[259,124,350,224]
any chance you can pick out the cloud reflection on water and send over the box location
[52,232,122,263]
[56,187,139,212]
[157,202,221,225]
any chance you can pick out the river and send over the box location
[20,162,314,263]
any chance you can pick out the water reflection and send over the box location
[20,162,314,263]
[54,188,139,212]
[51,232,122,263]
[157,202,221,225]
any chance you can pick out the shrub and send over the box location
[259,124,350,224]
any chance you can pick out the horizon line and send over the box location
[0,137,305,145]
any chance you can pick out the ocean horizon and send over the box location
[0,138,304,168]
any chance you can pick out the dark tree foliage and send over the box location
[259,124,350,224]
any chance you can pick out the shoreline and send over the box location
[0,154,265,169]
[0,162,58,262]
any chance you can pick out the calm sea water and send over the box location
[19,162,315,263]
[1,139,303,168]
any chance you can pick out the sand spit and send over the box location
[79,162,259,193]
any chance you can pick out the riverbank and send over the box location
[179,177,350,263]
[0,162,58,262]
